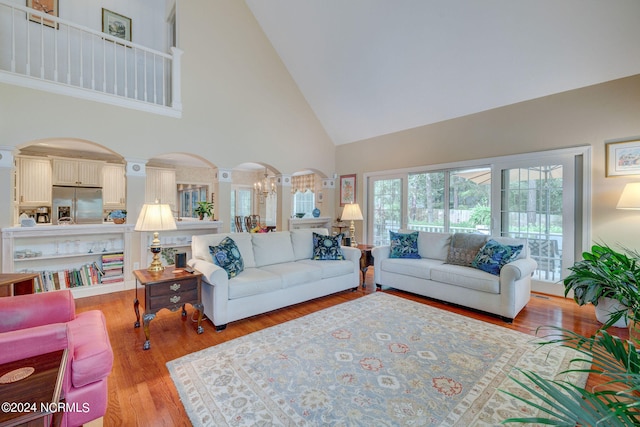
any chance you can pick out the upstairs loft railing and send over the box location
[0,1,182,116]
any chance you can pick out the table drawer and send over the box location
[148,278,198,297]
[148,288,199,311]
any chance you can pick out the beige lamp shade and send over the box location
[134,203,177,231]
[616,183,640,210]
[135,203,177,272]
[341,203,363,221]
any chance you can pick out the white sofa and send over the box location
[373,231,537,321]
[189,228,360,330]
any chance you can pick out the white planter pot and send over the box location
[594,297,629,328]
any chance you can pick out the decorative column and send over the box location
[0,146,16,229]
[216,168,233,233]
[276,174,292,231]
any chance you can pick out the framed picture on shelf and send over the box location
[102,8,132,42]
[606,140,640,177]
[339,174,356,206]
[27,0,59,28]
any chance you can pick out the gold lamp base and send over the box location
[147,232,164,273]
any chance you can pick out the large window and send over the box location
[178,184,208,218]
[293,190,315,217]
[366,147,589,295]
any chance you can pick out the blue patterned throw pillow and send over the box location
[471,239,523,275]
[312,232,345,260]
[389,231,421,259]
[209,237,244,279]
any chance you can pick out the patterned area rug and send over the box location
[167,293,588,426]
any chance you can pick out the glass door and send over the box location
[368,176,404,246]
[497,157,580,295]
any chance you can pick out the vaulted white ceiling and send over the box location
[246,0,640,145]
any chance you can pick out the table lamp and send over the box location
[135,203,177,272]
[341,203,363,247]
[616,183,640,210]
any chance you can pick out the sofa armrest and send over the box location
[372,246,390,286]
[0,323,70,364]
[500,257,538,282]
[189,258,229,288]
[341,246,360,263]
[0,290,76,333]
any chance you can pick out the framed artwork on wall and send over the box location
[102,8,132,42]
[27,0,59,28]
[339,174,356,206]
[606,140,640,177]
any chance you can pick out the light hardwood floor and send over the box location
[74,272,618,426]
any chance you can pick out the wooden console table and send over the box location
[0,273,38,297]
[133,267,204,350]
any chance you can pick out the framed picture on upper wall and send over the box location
[27,0,59,28]
[102,8,132,42]
[606,140,640,177]
[339,174,356,206]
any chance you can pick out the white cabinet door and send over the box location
[103,164,126,208]
[77,162,103,186]
[146,168,176,210]
[52,159,77,185]
[18,157,52,205]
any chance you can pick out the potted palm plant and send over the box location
[502,326,640,425]
[194,201,214,220]
[563,244,640,329]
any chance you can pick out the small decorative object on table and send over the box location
[312,207,321,217]
[109,209,127,224]
[295,213,305,218]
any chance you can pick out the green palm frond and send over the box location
[501,327,640,426]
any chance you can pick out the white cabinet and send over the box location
[102,164,126,208]
[146,167,176,210]
[16,156,52,206]
[52,158,104,187]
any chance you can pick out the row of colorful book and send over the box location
[27,252,125,292]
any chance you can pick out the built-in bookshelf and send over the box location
[1,224,133,298]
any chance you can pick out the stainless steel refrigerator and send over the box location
[52,186,104,225]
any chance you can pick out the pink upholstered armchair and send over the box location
[0,290,113,427]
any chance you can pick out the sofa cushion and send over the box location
[446,233,488,266]
[228,268,282,299]
[291,228,328,260]
[430,264,500,294]
[252,231,296,267]
[297,259,355,279]
[67,310,114,388]
[418,232,452,260]
[261,262,323,288]
[472,239,523,275]
[209,237,244,279]
[193,233,256,268]
[389,231,421,259]
[312,232,345,260]
[380,258,444,280]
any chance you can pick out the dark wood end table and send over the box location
[356,244,375,288]
[0,349,68,427]
[133,267,204,350]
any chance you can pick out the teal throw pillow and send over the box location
[312,232,345,260]
[389,231,421,259]
[471,239,523,275]
[209,237,244,279]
